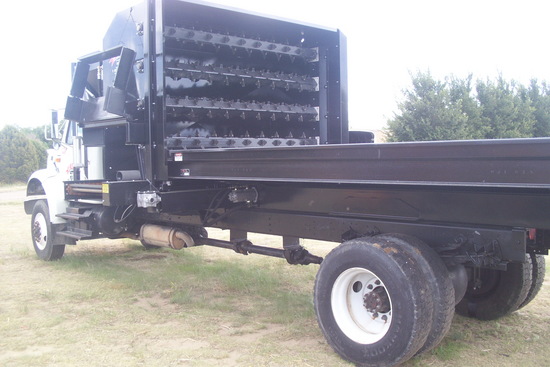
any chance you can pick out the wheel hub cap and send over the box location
[363,286,391,314]
[32,213,48,251]
[32,222,42,242]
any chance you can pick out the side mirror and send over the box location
[45,110,63,148]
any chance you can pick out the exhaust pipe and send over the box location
[139,224,195,250]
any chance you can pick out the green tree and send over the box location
[21,125,48,169]
[447,74,486,139]
[0,125,42,183]
[387,71,482,142]
[387,72,541,142]
[475,76,535,139]
[526,79,550,137]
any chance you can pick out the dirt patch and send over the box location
[134,294,177,312]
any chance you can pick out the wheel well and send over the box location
[25,179,47,214]
[27,178,46,196]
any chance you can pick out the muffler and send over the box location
[139,224,195,250]
[448,264,468,305]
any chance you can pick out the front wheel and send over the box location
[31,201,65,261]
[314,237,434,366]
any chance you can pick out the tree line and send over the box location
[386,72,550,142]
[0,125,48,183]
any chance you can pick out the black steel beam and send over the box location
[164,26,318,61]
[164,62,318,92]
[167,138,550,189]
[77,46,128,64]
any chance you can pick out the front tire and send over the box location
[31,201,65,261]
[314,237,434,366]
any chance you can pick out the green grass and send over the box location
[53,243,316,329]
[430,339,468,361]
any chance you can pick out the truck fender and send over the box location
[24,169,68,225]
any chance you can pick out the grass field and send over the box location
[1,185,549,366]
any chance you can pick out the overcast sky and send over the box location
[1,0,548,132]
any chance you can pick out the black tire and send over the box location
[518,253,546,309]
[455,256,532,320]
[31,200,65,261]
[314,237,434,367]
[375,234,455,354]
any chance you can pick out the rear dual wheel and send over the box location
[456,253,545,320]
[314,235,453,366]
[518,253,546,310]
[375,234,455,354]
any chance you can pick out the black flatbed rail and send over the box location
[167,138,550,189]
